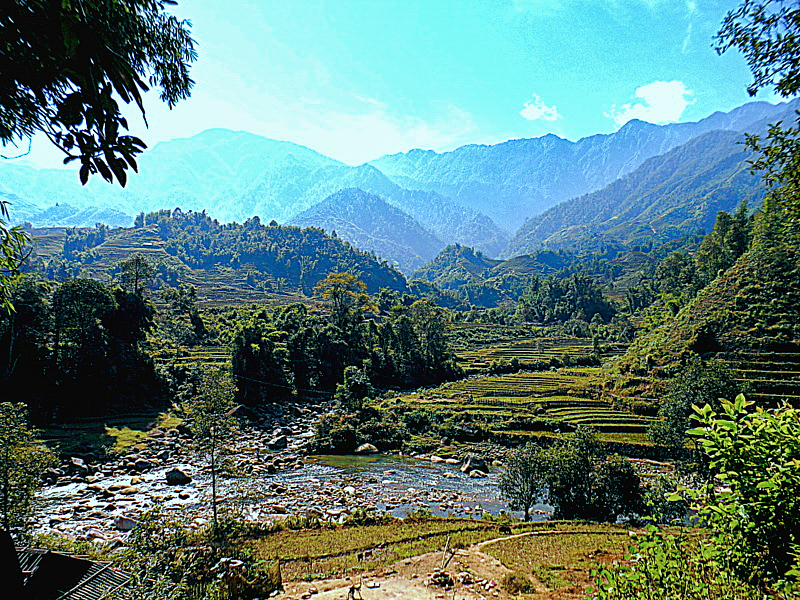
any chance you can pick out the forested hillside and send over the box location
[503,129,766,256]
[25,209,409,300]
[606,201,800,406]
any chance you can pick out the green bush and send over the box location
[502,571,534,594]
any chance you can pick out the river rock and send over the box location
[113,515,137,531]
[134,458,153,471]
[42,468,61,483]
[468,470,487,478]
[268,435,288,450]
[166,467,192,485]
[69,457,89,475]
[355,443,378,455]
[460,454,488,473]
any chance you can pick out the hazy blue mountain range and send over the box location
[1,129,507,257]
[500,98,800,257]
[502,129,764,257]
[289,188,445,273]
[2,99,797,265]
[370,99,800,231]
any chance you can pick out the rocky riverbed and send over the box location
[33,402,541,546]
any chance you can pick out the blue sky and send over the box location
[20,0,785,169]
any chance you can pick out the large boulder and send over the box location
[134,458,153,472]
[166,467,192,485]
[268,435,288,450]
[355,443,378,455]
[113,515,137,531]
[460,454,488,473]
[68,457,89,475]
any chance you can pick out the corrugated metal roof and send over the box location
[59,562,132,600]
[16,548,132,600]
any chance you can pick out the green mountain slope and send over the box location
[503,129,765,257]
[607,220,800,405]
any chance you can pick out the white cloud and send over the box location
[605,81,694,127]
[520,94,562,122]
[247,97,498,166]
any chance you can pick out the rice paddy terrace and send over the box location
[394,334,656,451]
[717,346,800,407]
[150,344,232,370]
[26,226,318,308]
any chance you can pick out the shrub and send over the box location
[502,571,534,594]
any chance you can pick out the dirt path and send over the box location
[277,531,599,600]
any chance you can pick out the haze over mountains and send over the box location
[2,98,797,271]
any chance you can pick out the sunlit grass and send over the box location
[484,524,630,595]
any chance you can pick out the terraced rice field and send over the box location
[400,367,655,442]
[718,348,800,406]
[152,345,232,369]
[455,336,626,371]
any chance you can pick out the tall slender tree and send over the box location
[0,403,55,536]
[184,367,239,536]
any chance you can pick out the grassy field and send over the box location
[484,523,632,596]
[247,517,581,581]
[40,411,180,457]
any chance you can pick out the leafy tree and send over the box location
[0,0,196,186]
[517,272,615,325]
[694,203,753,287]
[183,367,239,536]
[0,277,50,387]
[119,252,156,296]
[500,429,643,522]
[716,1,800,219]
[0,200,28,312]
[51,278,117,395]
[0,402,56,535]
[649,356,743,449]
[314,272,377,330]
[409,298,449,371]
[591,397,799,599]
[690,395,800,586]
[230,313,289,405]
[716,1,800,99]
[498,443,548,521]
[160,284,207,347]
[334,365,374,413]
[47,278,159,417]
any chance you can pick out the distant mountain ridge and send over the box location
[502,129,766,257]
[289,188,445,272]
[370,99,800,231]
[2,98,797,262]
[1,129,507,256]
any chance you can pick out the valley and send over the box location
[4,1,800,599]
